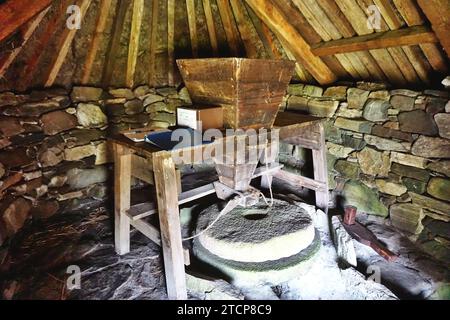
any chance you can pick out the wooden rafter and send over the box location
[0,7,50,77]
[103,0,130,86]
[81,0,113,84]
[417,0,450,58]
[126,0,145,88]
[311,26,438,56]
[186,0,198,57]
[245,0,337,85]
[149,0,159,86]
[202,0,219,55]
[45,0,92,87]
[167,0,176,85]
[216,0,241,56]
[0,0,52,43]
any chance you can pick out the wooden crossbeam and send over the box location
[311,25,438,56]
[0,0,52,43]
[126,0,145,88]
[417,0,450,58]
[45,0,92,87]
[274,169,327,192]
[245,0,337,85]
[0,7,50,77]
[126,202,157,221]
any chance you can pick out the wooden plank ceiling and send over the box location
[0,0,448,92]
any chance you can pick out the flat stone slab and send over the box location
[196,199,315,263]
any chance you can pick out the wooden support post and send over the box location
[114,144,132,255]
[312,122,329,212]
[153,152,187,300]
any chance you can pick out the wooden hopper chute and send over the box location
[176,58,295,130]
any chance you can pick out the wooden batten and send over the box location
[202,0,219,55]
[167,0,176,85]
[216,0,241,56]
[186,0,199,57]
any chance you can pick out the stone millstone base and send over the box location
[193,231,321,285]
[196,199,316,263]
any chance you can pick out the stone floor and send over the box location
[0,177,448,300]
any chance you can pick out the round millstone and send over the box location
[195,199,316,263]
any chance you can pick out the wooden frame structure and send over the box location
[110,112,328,300]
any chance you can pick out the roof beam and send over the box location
[311,25,438,56]
[245,0,337,85]
[186,0,198,57]
[417,0,450,58]
[0,0,52,43]
[126,0,145,88]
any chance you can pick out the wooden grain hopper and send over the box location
[177,58,295,130]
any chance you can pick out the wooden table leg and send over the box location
[153,152,187,300]
[312,122,329,212]
[114,143,132,255]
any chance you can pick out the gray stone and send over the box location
[143,94,165,106]
[287,95,308,112]
[303,85,323,97]
[287,83,305,95]
[334,117,373,133]
[446,100,450,113]
[71,87,103,102]
[341,134,366,150]
[146,101,175,114]
[67,166,109,190]
[62,129,105,148]
[427,160,450,177]
[1,198,31,235]
[347,88,370,109]
[364,135,411,152]
[3,97,70,117]
[336,103,363,118]
[178,87,192,105]
[425,97,447,115]
[371,124,413,142]
[357,82,388,91]
[335,160,360,179]
[442,76,450,89]
[308,99,340,117]
[390,203,424,234]
[64,145,96,161]
[149,112,176,125]
[76,103,108,128]
[390,95,415,111]
[411,136,450,158]
[391,163,430,182]
[399,110,438,135]
[327,142,354,158]
[390,89,420,98]
[427,177,450,202]
[424,90,449,98]
[403,178,427,194]
[0,92,22,107]
[357,147,390,177]
[331,216,357,267]
[422,217,450,239]
[156,87,177,97]
[186,273,244,300]
[109,88,135,99]
[390,152,428,169]
[343,180,388,217]
[323,86,347,101]
[369,90,390,101]
[363,99,390,122]
[134,85,152,98]
[434,113,450,139]
[410,192,450,216]
[0,117,24,137]
[324,120,342,143]
[40,111,78,135]
[124,99,144,115]
[376,179,407,196]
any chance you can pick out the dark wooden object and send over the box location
[341,217,397,262]
[177,58,295,129]
[343,205,357,225]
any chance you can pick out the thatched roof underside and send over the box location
[0,0,449,92]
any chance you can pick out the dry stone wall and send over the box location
[281,82,450,264]
[0,85,189,246]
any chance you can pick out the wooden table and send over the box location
[109,111,328,300]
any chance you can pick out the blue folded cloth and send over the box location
[145,128,211,150]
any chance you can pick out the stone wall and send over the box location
[0,85,190,246]
[281,82,450,264]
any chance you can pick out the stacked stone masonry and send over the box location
[0,86,190,246]
[282,82,450,265]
